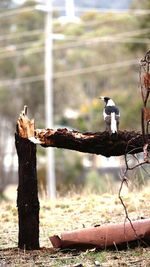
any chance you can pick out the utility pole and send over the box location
[65,0,75,19]
[36,0,66,198]
[44,0,56,198]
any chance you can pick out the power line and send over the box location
[0,40,44,54]
[0,46,44,59]
[53,28,150,50]
[0,74,44,87]
[0,29,43,42]
[0,6,35,18]
[0,20,134,43]
[0,36,149,60]
[0,7,149,43]
[53,37,150,51]
[107,28,150,38]
[53,59,139,79]
[0,59,139,87]
[49,6,150,15]
[0,5,150,20]
[75,7,150,15]
[0,27,149,54]
[0,24,149,45]
[0,26,149,49]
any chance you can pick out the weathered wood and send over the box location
[15,134,40,250]
[34,128,146,157]
[15,107,40,250]
[17,105,35,139]
[16,107,148,157]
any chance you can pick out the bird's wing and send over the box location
[105,106,120,116]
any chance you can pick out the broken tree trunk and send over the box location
[34,129,147,157]
[15,107,40,250]
[16,107,149,157]
[15,106,150,250]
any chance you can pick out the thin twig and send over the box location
[118,138,150,247]
[118,177,139,239]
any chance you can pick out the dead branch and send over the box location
[118,177,140,244]
[118,136,150,246]
[34,129,147,157]
[16,106,150,158]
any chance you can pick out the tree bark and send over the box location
[35,129,146,157]
[15,107,40,250]
[15,133,40,250]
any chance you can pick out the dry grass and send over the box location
[1,186,150,266]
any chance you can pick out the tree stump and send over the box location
[15,106,40,250]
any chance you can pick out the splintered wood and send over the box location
[17,106,35,139]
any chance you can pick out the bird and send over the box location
[99,96,120,134]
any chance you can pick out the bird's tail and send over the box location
[111,112,117,133]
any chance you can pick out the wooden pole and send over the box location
[15,107,40,250]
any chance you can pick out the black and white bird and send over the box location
[99,96,120,134]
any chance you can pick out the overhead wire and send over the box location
[0,29,43,42]
[53,59,139,79]
[0,27,149,51]
[0,6,36,18]
[0,5,150,21]
[0,5,147,85]
[0,4,149,47]
[74,7,150,15]
[0,58,139,87]
[0,74,44,87]
[0,35,149,60]
[0,47,44,59]
[0,40,44,54]
[0,26,149,52]
[53,37,150,51]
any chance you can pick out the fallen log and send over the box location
[50,219,150,249]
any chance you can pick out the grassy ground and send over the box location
[0,186,150,266]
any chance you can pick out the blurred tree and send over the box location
[0,0,14,9]
[128,0,150,52]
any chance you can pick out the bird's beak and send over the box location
[99,96,104,100]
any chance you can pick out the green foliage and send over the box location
[64,23,85,36]
[84,169,115,194]
[84,169,106,193]
[55,149,84,193]
[127,0,150,52]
